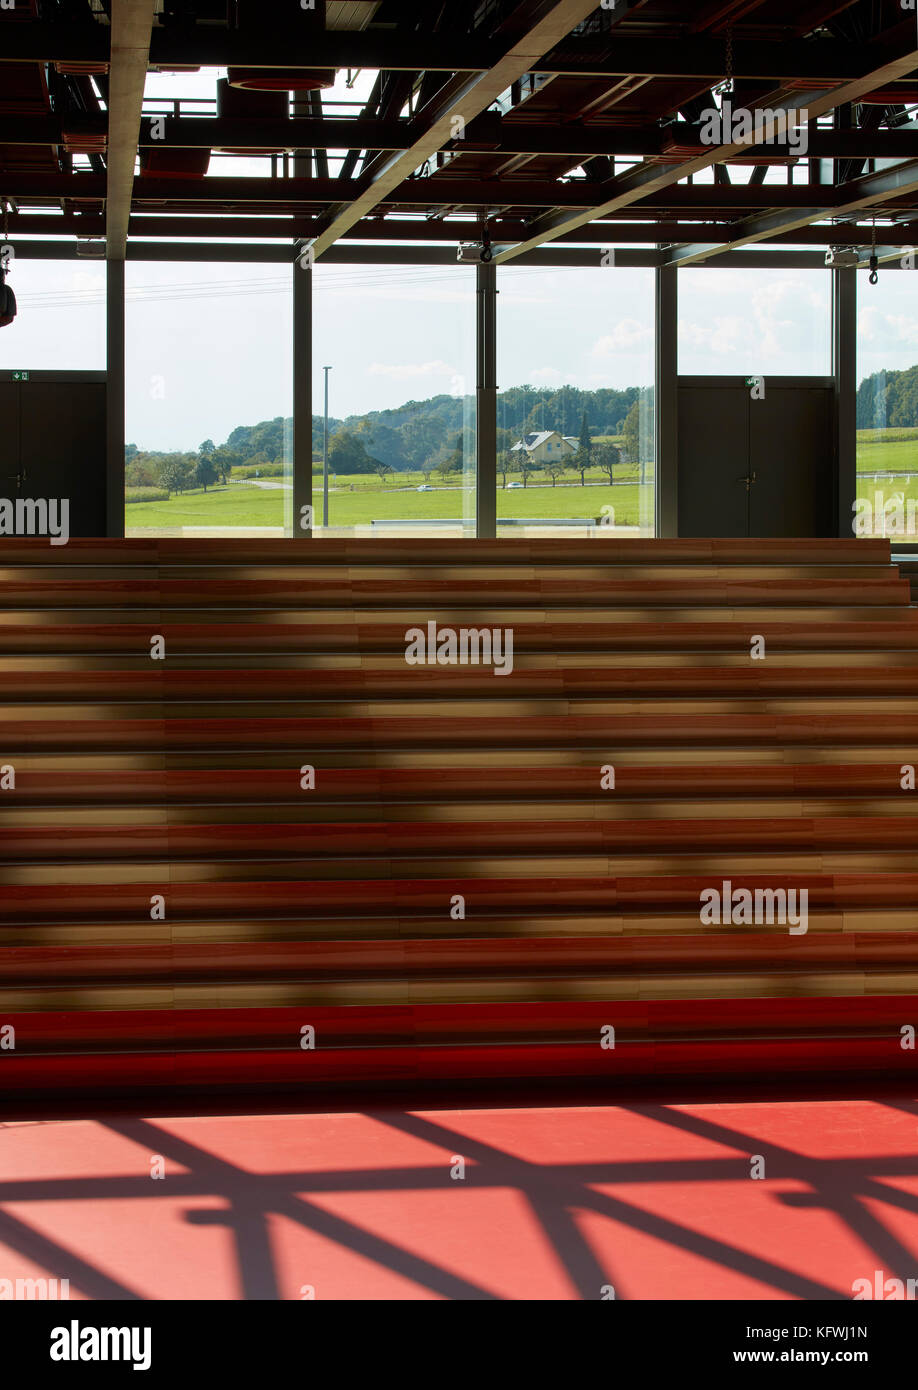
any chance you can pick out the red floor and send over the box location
[2,1097,917,1300]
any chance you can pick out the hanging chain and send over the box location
[1,198,8,279]
[724,27,734,94]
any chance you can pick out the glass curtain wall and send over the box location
[497,265,656,537]
[311,263,476,538]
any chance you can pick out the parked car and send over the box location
[416,484,434,492]
[507,480,524,489]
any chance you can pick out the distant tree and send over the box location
[373,460,395,483]
[360,420,405,472]
[578,410,591,458]
[328,428,377,476]
[211,446,237,484]
[400,415,447,470]
[435,451,463,480]
[195,456,218,492]
[512,452,539,489]
[622,400,640,474]
[158,456,194,495]
[545,459,566,487]
[125,454,159,488]
[593,442,620,485]
[574,409,593,486]
[125,442,139,463]
[199,439,215,457]
[499,449,514,489]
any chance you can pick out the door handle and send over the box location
[737,472,757,492]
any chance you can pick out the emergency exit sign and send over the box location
[11,371,29,382]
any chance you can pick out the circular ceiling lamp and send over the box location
[227,68,336,92]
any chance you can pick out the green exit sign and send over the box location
[11,371,29,382]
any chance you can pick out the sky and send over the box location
[2,69,918,450]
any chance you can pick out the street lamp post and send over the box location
[322,365,332,529]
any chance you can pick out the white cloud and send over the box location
[858,310,918,347]
[678,315,745,356]
[529,366,562,382]
[592,319,653,354]
[367,359,459,380]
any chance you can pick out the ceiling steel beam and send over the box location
[306,0,606,259]
[0,172,595,205]
[661,158,918,265]
[2,22,910,84]
[115,215,918,245]
[4,114,917,162]
[105,0,157,259]
[13,170,918,219]
[494,30,918,261]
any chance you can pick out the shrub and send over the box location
[126,487,170,503]
[234,462,286,479]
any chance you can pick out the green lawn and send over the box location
[856,436,918,473]
[126,475,654,531]
[124,429,918,535]
[126,485,285,530]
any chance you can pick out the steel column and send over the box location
[105,258,125,538]
[833,268,857,539]
[476,260,498,539]
[292,259,313,537]
[655,265,678,538]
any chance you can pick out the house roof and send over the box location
[511,430,566,452]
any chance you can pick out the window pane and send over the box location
[497,266,655,537]
[124,263,291,538]
[855,269,918,541]
[312,264,476,538]
[678,267,831,377]
[0,258,105,370]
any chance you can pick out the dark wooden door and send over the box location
[677,378,835,538]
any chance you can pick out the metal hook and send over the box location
[869,252,879,286]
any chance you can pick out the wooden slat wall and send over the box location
[1,537,916,1098]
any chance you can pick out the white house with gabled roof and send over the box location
[510,430,580,464]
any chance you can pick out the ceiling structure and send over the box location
[3,0,918,264]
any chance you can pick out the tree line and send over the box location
[857,365,918,430]
[125,385,655,495]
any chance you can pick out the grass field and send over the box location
[856,435,918,473]
[126,474,654,532]
[124,428,918,535]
